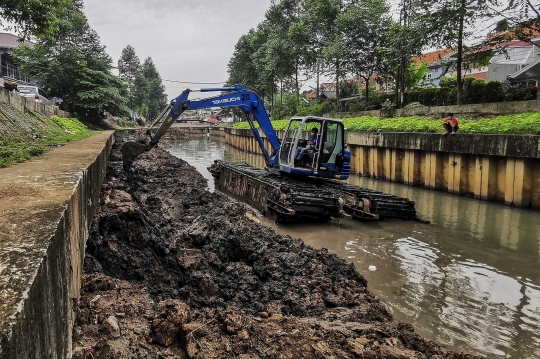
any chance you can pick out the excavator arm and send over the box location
[122,85,280,168]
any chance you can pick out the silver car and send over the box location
[17,86,53,106]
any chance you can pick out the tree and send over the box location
[0,0,74,39]
[337,0,392,104]
[118,45,141,108]
[419,0,500,105]
[13,9,128,117]
[141,58,167,120]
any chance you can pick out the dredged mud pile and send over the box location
[73,132,480,359]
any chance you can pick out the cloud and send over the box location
[83,0,271,100]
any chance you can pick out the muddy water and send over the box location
[166,137,540,359]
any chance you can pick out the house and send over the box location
[488,39,539,82]
[0,33,34,88]
[413,48,454,86]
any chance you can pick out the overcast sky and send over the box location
[84,0,272,101]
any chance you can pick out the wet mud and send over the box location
[73,132,481,359]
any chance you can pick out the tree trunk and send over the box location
[336,60,340,112]
[316,62,320,102]
[400,56,405,107]
[280,78,283,110]
[456,0,466,106]
[394,68,399,104]
[270,82,274,118]
[363,76,369,104]
[295,59,300,106]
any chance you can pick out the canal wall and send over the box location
[330,99,540,118]
[0,131,114,358]
[161,125,225,140]
[223,128,540,208]
[0,87,73,118]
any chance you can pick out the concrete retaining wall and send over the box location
[224,128,540,208]
[0,88,73,118]
[330,99,540,118]
[0,131,114,358]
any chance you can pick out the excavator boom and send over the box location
[122,85,280,168]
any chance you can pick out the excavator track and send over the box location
[209,160,427,224]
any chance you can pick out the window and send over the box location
[427,73,432,80]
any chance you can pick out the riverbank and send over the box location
[0,131,114,359]
[72,132,480,358]
[0,105,98,168]
[221,126,540,209]
[231,112,540,135]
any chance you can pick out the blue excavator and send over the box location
[122,84,421,223]
[122,84,351,180]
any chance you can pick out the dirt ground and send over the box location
[72,132,482,359]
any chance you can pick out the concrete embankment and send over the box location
[224,128,540,209]
[0,131,113,358]
[331,98,540,118]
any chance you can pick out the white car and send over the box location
[17,86,54,106]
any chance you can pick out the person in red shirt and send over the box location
[442,113,459,135]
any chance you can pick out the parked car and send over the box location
[17,86,53,106]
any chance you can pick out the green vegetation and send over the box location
[0,116,96,168]
[231,112,540,135]
[228,0,539,112]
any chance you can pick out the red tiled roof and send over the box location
[0,33,34,48]
[412,48,453,66]
[306,93,316,99]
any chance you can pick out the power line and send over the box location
[162,79,227,85]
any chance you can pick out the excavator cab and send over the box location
[278,116,350,180]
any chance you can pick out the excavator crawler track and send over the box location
[209,160,427,224]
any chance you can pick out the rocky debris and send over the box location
[72,131,482,358]
[105,316,120,338]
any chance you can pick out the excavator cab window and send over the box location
[279,117,345,174]
[279,119,302,166]
[318,122,343,171]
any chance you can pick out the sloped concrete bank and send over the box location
[0,131,114,358]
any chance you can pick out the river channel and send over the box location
[166,136,540,359]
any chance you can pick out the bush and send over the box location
[503,85,536,102]
[404,102,427,109]
[439,77,457,88]
[401,81,535,107]
[295,100,336,117]
[483,81,504,103]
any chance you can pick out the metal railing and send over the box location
[0,64,31,84]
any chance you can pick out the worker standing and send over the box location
[442,113,459,135]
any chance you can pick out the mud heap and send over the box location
[73,132,480,359]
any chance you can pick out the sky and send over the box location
[83,0,273,101]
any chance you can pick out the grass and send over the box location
[230,112,540,135]
[0,116,98,168]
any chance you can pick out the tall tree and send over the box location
[338,0,392,103]
[419,0,500,105]
[118,45,141,108]
[13,8,128,117]
[265,0,307,105]
[0,0,73,39]
[141,57,167,120]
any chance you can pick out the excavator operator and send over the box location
[295,127,319,163]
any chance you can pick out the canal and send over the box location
[166,136,540,359]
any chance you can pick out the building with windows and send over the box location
[0,33,34,88]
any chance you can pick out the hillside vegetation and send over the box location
[0,108,96,168]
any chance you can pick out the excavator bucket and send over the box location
[120,104,174,169]
[121,140,148,170]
